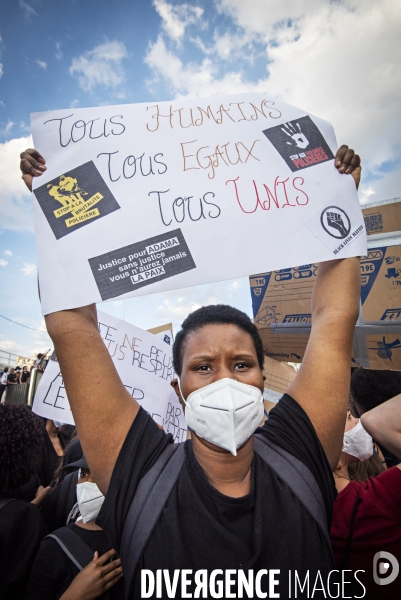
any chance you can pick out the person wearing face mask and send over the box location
[21,145,362,598]
[23,459,124,600]
[330,408,401,599]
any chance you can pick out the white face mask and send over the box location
[180,377,264,456]
[76,481,105,524]
[342,420,373,462]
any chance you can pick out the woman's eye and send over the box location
[235,363,250,370]
[196,365,212,371]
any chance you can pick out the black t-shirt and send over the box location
[23,523,124,600]
[7,373,17,383]
[98,394,338,599]
[0,499,47,600]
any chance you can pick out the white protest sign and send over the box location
[32,311,187,442]
[31,93,367,315]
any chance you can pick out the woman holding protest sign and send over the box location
[21,145,362,598]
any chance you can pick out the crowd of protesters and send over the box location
[1,363,400,599]
[1,141,400,599]
[0,352,50,402]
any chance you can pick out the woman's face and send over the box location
[173,323,264,401]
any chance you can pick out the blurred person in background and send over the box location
[31,353,44,373]
[350,367,401,467]
[348,452,385,482]
[21,365,30,384]
[41,435,84,532]
[7,367,18,386]
[0,367,8,401]
[0,405,49,600]
[330,398,401,599]
[24,459,124,600]
[39,419,75,487]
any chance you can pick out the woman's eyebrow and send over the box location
[189,353,255,361]
[190,354,215,361]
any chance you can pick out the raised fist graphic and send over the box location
[281,122,309,149]
[326,212,348,237]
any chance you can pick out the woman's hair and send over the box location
[172,304,265,375]
[351,368,401,414]
[0,404,44,497]
[348,452,386,482]
[52,428,78,485]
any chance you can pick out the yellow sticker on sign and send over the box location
[53,199,86,218]
[70,193,103,218]
[65,208,100,228]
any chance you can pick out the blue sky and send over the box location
[0,0,400,358]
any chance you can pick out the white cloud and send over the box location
[69,41,128,92]
[153,277,251,332]
[4,250,12,256]
[19,121,30,133]
[1,120,14,135]
[0,340,21,352]
[145,0,401,201]
[0,333,52,359]
[153,0,204,44]
[145,36,254,97]
[157,297,203,323]
[0,64,3,78]
[55,42,62,60]
[359,186,376,204]
[0,135,34,231]
[0,258,7,267]
[19,0,37,19]
[21,262,36,276]
[36,60,47,70]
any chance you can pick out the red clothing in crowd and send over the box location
[331,467,401,599]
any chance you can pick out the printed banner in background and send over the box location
[32,311,187,442]
[31,93,367,315]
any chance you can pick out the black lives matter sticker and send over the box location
[262,115,334,172]
[33,161,120,240]
[88,229,196,301]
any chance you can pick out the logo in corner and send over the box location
[34,161,120,240]
[373,551,399,586]
[320,206,351,239]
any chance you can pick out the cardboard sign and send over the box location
[147,323,174,347]
[250,245,401,370]
[32,311,187,442]
[30,93,367,314]
[263,356,297,401]
[363,200,401,236]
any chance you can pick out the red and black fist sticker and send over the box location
[262,115,335,172]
